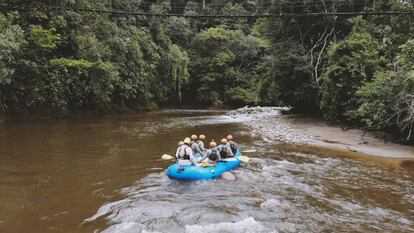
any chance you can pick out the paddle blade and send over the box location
[162,154,174,160]
[241,149,256,153]
[238,156,250,163]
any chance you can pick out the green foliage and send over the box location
[46,58,118,111]
[0,13,26,111]
[189,27,237,104]
[168,44,190,103]
[165,17,193,48]
[1,0,413,142]
[0,13,25,84]
[225,87,258,107]
[399,39,414,71]
[219,3,249,32]
[189,27,266,106]
[320,21,381,120]
[260,42,314,110]
[347,40,414,141]
[50,58,93,68]
[346,71,399,129]
[28,25,61,50]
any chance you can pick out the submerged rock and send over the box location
[221,172,236,181]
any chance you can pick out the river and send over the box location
[0,110,413,233]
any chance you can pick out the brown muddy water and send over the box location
[0,110,413,233]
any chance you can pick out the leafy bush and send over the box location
[29,25,61,50]
[49,58,118,111]
[225,87,258,107]
[259,42,314,111]
[346,71,399,128]
[320,22,380,120]
[344,39,414,142]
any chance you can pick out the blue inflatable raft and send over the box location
[167,151,241,180]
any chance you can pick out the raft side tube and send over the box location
[167,151,242,180]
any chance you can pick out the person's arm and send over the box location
[193,143,202,155]
[198,149,210,162]
[215,146,222,161]
[227,145,234,156]
[199,141,207,151]
[233,142,238,154]
[175,147,180,159]
[186,147,198,164]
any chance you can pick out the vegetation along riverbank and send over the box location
[1,0,413,143]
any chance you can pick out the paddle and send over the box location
[237,156,250,163]
[162,154,174,160]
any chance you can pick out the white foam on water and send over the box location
[184,217,269,233]
[260,198,290,210]
[85,199,130,222]
[85,116,414,233]
[368,207,390,218]
[404,194,414,204]
[335,201,363,212]
[108,202,175,223]
[101,222,142,233]
[397,217,411,225]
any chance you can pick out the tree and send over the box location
[165,17,194,48]
[259,41,314,111]
[189,27,237,106]
[0,13,26,112]
[168,44,189,103]
[320,17,381,120]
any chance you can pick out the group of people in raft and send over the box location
[174,134,238,166]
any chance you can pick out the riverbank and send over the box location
[229,107,414,167]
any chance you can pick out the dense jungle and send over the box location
[1,0,413,143]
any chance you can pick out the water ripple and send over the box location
[87,150,414,233]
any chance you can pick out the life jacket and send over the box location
[197,140,204,149]
[219,145,230,159]
[208,149,219,162]
[229,141,237,154]
[191,141,200,153]
[178,145,190,160]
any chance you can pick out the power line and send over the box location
[1,4,413,18]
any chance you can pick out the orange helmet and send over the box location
[199,134,206,140]
[220,138,228,144]
[209,141,217,147]
[226,135,233,140]
[178,141,184,146]
[191,134,198,140]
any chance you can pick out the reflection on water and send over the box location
[0,110,413,233]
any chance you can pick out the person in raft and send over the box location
[190,134,203,157]
[198,141,220,163]
[176,141,184,149]
[175,137,197,165]
[197,134,207,154]
[217,138,234,159]
[226,135,238,154]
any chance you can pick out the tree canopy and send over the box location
[0,0,413,143]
